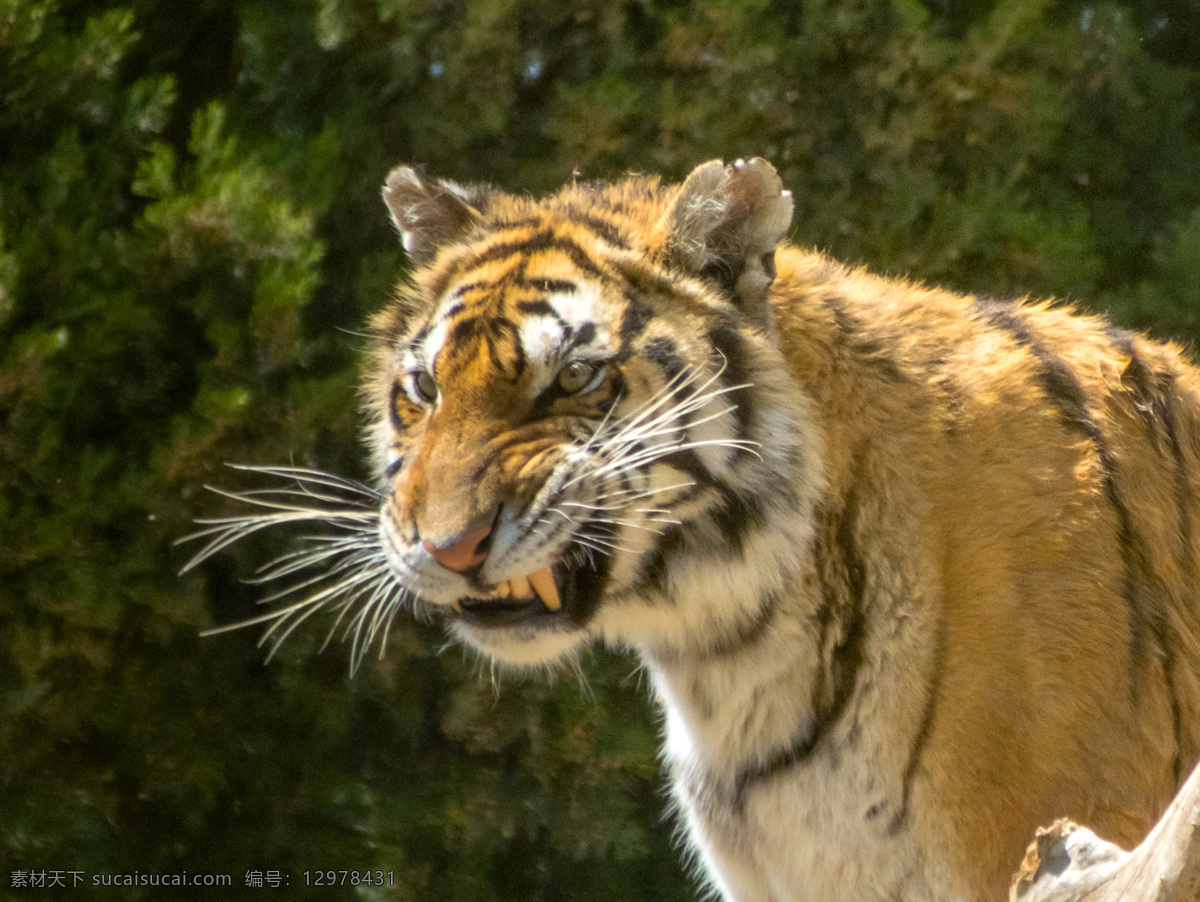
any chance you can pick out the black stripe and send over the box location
[610,462,634,506]
[451,281,485,298]
[516,298,566,324]
[974,299,1152,701]
[598,368,627,418]
[825,296,909,383]
[409,321,431,353]
[617,296,654,359]
[531,384,562,416]
[497,215,624,254]
[706,325,755,457]
[706,591,780,659]
[730,482,868,813]
[444,315,525,376]
[644,337,686,381]
[635,523,685,598]
[427,268,464,307]
[383,456,404,481]
[486,216,544,232]
[514,303,593,351]
[709,490,765,558]
[1114,331,1188,785]
[1161,389,1188,788]
[525,277,578,295]
[973,301,1090,426]
[410,300,467,353]
[651,591,782,665]
[570,322,597,349]
[572,214,630,250]
[823,480,868,727]
[485,315,525,379]
[731,728,819,816]
[653,447,717,489]
[467,232,606,279]
[447,316,482,346]
[887,626,944,834]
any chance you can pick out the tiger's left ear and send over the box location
[382,166,488,265]
[664,158,793,331]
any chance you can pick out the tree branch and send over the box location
[1010,760,1200,901]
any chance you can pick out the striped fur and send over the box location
[199,158,1200,901]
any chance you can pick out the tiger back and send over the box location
[204,158,1200,901]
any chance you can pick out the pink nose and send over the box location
[422,519,493,572]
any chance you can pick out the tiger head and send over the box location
[367,159,820,669]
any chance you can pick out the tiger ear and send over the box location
[664,158,793,329]
[382,166,487,265]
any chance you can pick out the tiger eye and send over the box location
[411,370,438,404]
[556,361,600,395]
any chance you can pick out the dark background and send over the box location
[3,0,1199,898]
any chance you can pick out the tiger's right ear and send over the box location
[663,158,793,332]
[382,166,486,265]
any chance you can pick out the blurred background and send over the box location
[2,0,1199,898]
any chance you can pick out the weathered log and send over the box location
[1010,760,1200,901]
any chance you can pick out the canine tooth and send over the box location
[528,566,561,611]
[510,574,533,599]
[497,580,512,598]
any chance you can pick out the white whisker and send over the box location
[255,552,385,607]
[250,539,378,583]
[580,436,756,485]
[183,466,407,673]
[602,365,719,439]
[602,369,739,445]
[226,464,385,501]
[367,585,410,664]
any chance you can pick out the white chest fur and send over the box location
[647,622,963,902]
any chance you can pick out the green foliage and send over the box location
[1,0,1197,898]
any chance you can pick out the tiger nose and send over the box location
[422,516,494,573]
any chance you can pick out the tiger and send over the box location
[191,157,1200,902]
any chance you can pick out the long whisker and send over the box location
[569,480,694,507]
[607,399,750,450]
[600,364,720,441]
[554,501,679,534]
[581,436,759,486]
[182,467,407,673]
[565,369,757,495]
[360,582,411,668]
[602,365,737,444]
[226,464,386,501]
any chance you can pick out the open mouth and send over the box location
[454,565,561,627]
[451,550,609,630]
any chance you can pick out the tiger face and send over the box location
[367,160,820,668]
